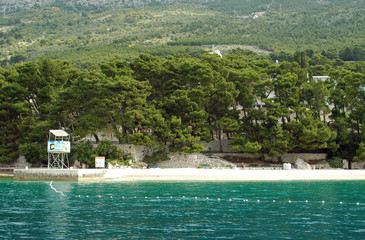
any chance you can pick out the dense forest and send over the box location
[0,0,364,67]
[1,1,364,167]
[1,50,365,166]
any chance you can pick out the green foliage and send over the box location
[0,81,31,162]
[72,141,94,167]
[19,142,47,164]
[129,132,156,147]
[72,140,132,168]
[1,1,364,67]
[1,48,365,165]
[328,157,343,169]
[262,126,290,157]
[232,138,262,156]
[287,116,337,151]
[94,140,131,166]
[353,142,365,162]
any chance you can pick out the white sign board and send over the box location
[47,141,71,153]
[95,156,105,168]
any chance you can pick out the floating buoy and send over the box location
[71,195,361,206]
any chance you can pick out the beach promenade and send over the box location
[12,168,365,181]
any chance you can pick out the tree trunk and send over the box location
[218,129,223,152]
[207,116,214,139]
[94,134,100,144]
[260,152,266,162]
[323,109,326,123]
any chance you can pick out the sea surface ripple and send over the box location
[0,179,364,239]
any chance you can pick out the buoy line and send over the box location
[49,181,65,196]
[72,195,362,206]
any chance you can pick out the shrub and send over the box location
[19,142,47,164]
[328,157,343,169]
[73,140,132,168]
[72,141,94,167]
[94,140,132,166]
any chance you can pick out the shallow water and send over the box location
[1,179,364,239]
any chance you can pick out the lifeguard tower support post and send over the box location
[47,130,71,169]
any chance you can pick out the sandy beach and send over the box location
[110,168,365,181]
[12,168,365,181]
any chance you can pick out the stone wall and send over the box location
[116,144,155,162]
[281,153,327,164]
[198,140,239,153]
[352,162,365,169]
[113,142,328,164]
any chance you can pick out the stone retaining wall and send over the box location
[281,153,327,164]
[114,143,328,165]
[352,162,365,169]
[115,144,155,161]
[199,140,239,153]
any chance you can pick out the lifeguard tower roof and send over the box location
[50,130,69,137]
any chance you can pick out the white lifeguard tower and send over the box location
[47,130,71,169]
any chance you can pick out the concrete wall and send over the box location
[14,169,79,181]
[113,141,328,164]
[116,144,155,161]
[352,162,365,169]
[14,169,131,181]
[85,137,327,163]
[281,153,327,164]
[199,140,239,153]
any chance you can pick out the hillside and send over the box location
[0,0,364,67]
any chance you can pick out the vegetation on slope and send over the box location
[1,50,365,166]
[0,0,364,67]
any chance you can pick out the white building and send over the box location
[312,76,330,82]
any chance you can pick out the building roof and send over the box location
[49,130,69,137]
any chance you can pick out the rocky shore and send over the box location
[157,152,237,169]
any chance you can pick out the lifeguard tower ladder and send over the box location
[47,130,71,169]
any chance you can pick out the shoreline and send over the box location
[11,168,365,181]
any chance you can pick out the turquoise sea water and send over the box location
[1,179,365,239]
